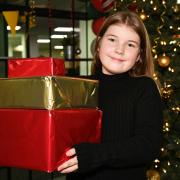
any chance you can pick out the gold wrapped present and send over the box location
[0,76,98,109]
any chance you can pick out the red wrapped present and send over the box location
[0,108,102,172]
[8,57,65,78]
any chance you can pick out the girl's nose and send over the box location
[115,45,125,55]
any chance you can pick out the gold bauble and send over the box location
[139,11,147,21]
[172,4,180,13]
[147,169,160,180]
[161,83,173,100]
[152,48,157,54]
[158,54,170,68]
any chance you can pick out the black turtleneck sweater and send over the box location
[66,72,163,180]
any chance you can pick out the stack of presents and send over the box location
[0,57,102,172]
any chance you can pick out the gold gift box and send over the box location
[0,76,98,109]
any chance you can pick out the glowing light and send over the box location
[7,26,21,31]
[154,159,160,163]
[153,6,157,10]
[169,40,177,44]
[161,41,167,45]
[37,39,50,43]
[168,67,175,72]
[163,169,167,173]
[51,35,67,39]
[54,45,63,50]
[54,27,80,32]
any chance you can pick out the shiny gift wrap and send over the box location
[8,57,65,78]
[0,76,98,109]
[0,108,102,172]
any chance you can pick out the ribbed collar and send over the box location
[98,71,130,82]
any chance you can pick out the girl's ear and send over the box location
[97,37,102,52]
[135,53,140,62]
[136,49,142,62]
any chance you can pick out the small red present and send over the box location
[0,108,102,172]
[8,57,65,78]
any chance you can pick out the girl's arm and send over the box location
[58,78,163,173]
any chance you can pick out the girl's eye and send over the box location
[108,38,115,42]
[127,43,137,48]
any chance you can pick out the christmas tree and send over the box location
[112,0,180,179]
[90,0,179,178]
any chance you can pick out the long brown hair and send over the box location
[92,11,154,78]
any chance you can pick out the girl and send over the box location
[58,11,163,180]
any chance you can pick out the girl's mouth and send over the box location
[111,57,126,62]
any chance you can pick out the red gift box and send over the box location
[8,57,65,78]
[0,108,102,172]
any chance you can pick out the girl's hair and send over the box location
[92,11,154,78]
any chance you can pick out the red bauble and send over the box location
[91,0,115,13]
[92,17,105,35]
[128,2,137,12]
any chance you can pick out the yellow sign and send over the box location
[2,11,19,35]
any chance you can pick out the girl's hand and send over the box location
[57,148,78,173]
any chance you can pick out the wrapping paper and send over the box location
[0,76,98,109]
[8,57,65,78]
[0,108,102,172]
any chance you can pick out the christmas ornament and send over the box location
[146,169,160,180]
[139,10,147,21]
[152,48,156,55]
[158,54,170,68]
[91,0,115,13]
[172,4,180,13]
[128,1,137,12]
[92,17,105,35]
[157,1,167,35]
[161,83,173,100]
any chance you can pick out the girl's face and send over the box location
[99,24,140,75]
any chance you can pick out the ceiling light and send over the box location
[54,45,63,50]
[51,34,67,39]
[37,39,50,43]
[7,26,21,31]
[54,27,80,32]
